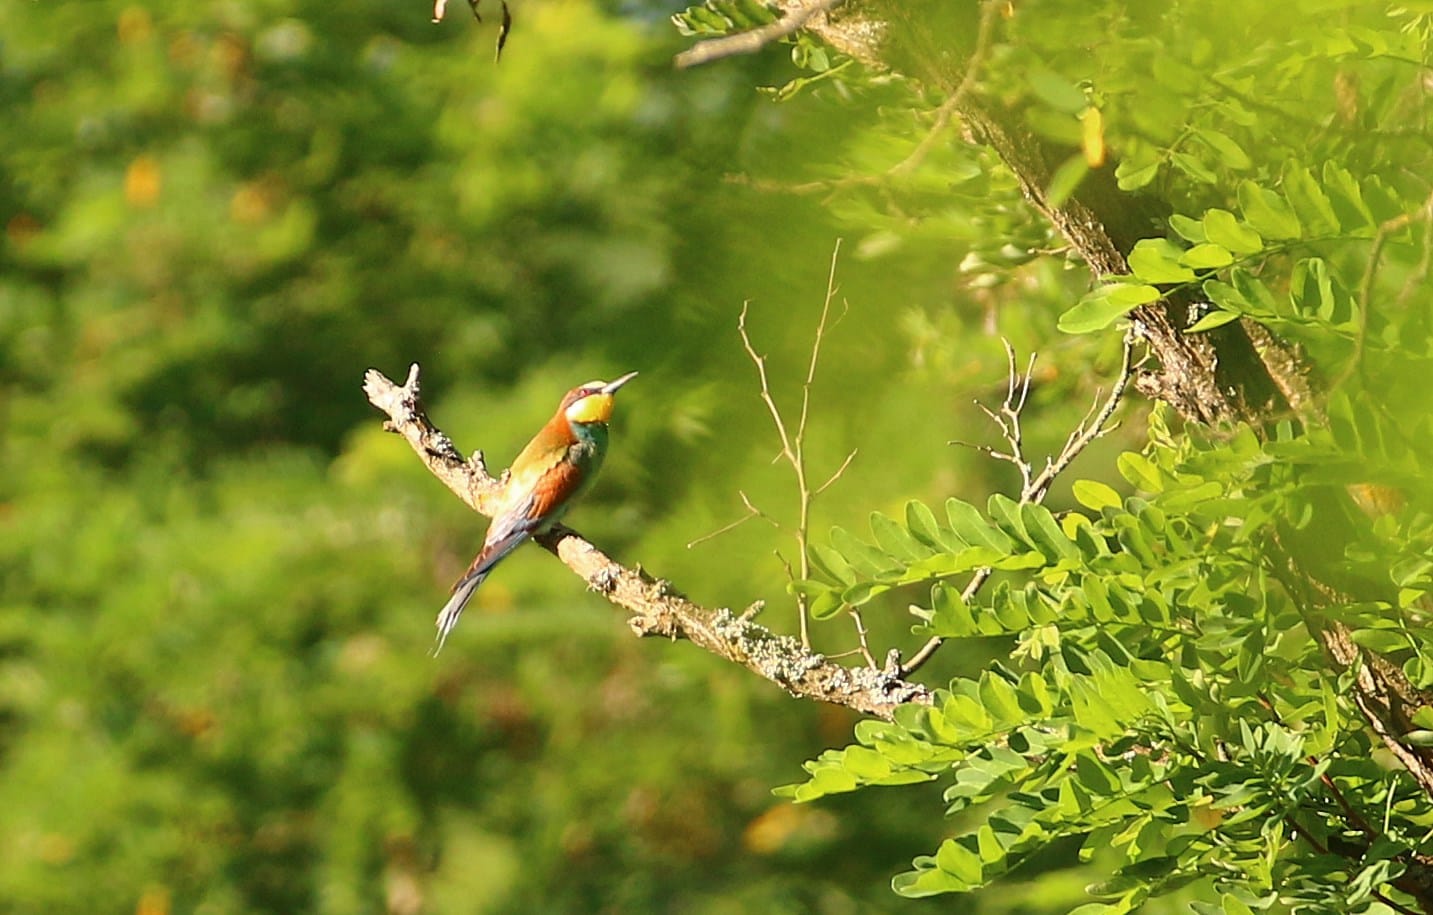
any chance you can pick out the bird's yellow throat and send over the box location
[565,392,615,425]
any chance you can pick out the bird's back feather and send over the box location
[430,387,616,653]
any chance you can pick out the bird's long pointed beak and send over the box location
[601,371,639,394]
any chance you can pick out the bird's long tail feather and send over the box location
[431,528,532,656]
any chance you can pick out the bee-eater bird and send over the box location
[432,371,638,654]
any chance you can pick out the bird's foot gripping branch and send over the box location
[362,363,931,719]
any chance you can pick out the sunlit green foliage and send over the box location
[787,397,1433,908]
[1061,166,1401,335]
[4,0,1432,911]
[754,0,1433,910]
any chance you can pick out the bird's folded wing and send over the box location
[516,454,585,527]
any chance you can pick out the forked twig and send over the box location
[963,343,1039,492]
[901,336,1135,676]
[728,240,850,649]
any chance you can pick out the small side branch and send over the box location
[363,364,930,718]
[675,0,843,70]
[888,0,1002,178]
[1334,190,1433,392]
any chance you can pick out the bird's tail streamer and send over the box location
[431,571,489,656]
[430,528,533,656]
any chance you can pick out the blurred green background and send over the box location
[0,1,1123,912]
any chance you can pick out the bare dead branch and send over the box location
[363,364,931,718]
[967,340,1041,493]
[736,240,851,649]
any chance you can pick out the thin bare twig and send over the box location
[735,243,849,648]
[685,512,756,551]
[674,0,843,70]
[901,335,1136,676]
[967,342,1039,493]
[1334,204,1419,392]
[1029,341,1135,500]
[851,609,878,667]
[740,303,795,460]
[1328,189,1433,398]
[1396,197,1433,311]
[684,490,781,550]
[815,448,859,495]
[888,0,1002,177]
